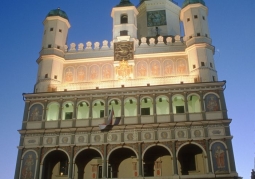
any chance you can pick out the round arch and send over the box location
[176,142,207,157]
[46,102,60,121]
[41,149,70,164]
[107,146,138,161]
[73,147,103,161]
[28,103,44,121]
[142,144,173,159]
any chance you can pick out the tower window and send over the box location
[54,75,58,79]
[120,30,128,36]
[201,62,205,66]
[203,16,205,20]
[50,28,54,31]
[121,14,128,24]
[48,44,52,48]
[205,34,208,37]
[193,65,196,69]
[189,36,192,39]
[57,46,60,49]
[210,63,213,68]
[197,33,201,36]
[187,18,190,22]
[44,30,46,35]
[213,76,216,81]
[194,15,198,19]
[45,74,48,78]
[59,29,62,33]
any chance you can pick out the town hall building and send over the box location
[15,0,241,179]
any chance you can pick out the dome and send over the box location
[116,0,134,7]
[182,0,206,8]
[46,8,69,20]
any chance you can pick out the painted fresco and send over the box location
[205,94,220,112]
[29,104,43,121]
[176,59,187,75]
[102,64,112,80]
[64,67,74,82]
[77,66,86,82]
[90,65,100,81]
[150,61,160,77]
[163,60,174,76]
[211,142,229,174]
[21,151,37,179]
[136,61,147,77]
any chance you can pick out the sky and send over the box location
[0,0,254,178]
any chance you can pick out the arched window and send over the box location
[92,100,105,119]
[47,102,59,121]
[156,96,169,115]
[141,97,153,116]
[188,94,201,113]
[124,97,137,117]
[77,101,89,119]
[62,102,74,120]
[121,14,128,24]
[172,95,185,114]
[29,104,43,121]
[109,99,121,117]
[204,93,220,112]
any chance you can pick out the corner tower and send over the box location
[181,0,218,82]
[137,0,181,38]
[36,8,70,93]
[111,0,139,41]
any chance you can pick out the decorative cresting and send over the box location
[115,60,133,80]
[116,0,134,7]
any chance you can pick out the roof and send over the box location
[182,0,206,8]
[46,8,69,20]
[116,0,134,7]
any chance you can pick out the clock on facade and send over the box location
[114,41,134,61]
[147,10,167,27]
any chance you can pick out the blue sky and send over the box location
[0,0,254,178]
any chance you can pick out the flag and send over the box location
[98,107,121,130]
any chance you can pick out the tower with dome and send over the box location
[14,0,241,179]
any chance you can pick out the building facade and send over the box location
[15,0,240,179]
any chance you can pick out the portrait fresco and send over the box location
[29,104,43,121]
[211,142,229,174]
[147,10,167,27]
[163,60,174,76]
[102,64,112,80]
[89,65,100,81]
[21,151,37,179]
[64,67,75,82]
[144,132,152,140]
[205,94,220,112]
[161,132,168,139]
[76,66,86,82]
[150,61,160,77]
[176,59,188,75]
[136,61,148,77]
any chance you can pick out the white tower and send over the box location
[35,8,70,93]
[111,0,139,41]
[137,0,181,38]
[180,0,218,82]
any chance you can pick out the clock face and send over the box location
[114,42,134,61]
[147,10,167,27]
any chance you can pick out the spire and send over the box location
[116,0,134,7]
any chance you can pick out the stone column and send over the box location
[103,144,107,178]
[121,96,125,125]
[72,98,78,127]
[138,143,143,176]
[219,90,228,119]
[206,140,212,173]
[199,91,206,120]
[226,139,237,172]
[89,97,93,126]
[58,99,63,128]
[136,95,141,124]
[105,96,109,124]
[69,146,74,179]
[42,100,48,129]
[22,100,30,129]
[172,141,178,175]
[14,146,24,179]
[36,147,42,179]
[152,94,157,123]
[184,92,189,121]
[168,93,174,122]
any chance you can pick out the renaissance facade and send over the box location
[15,0,240,179]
